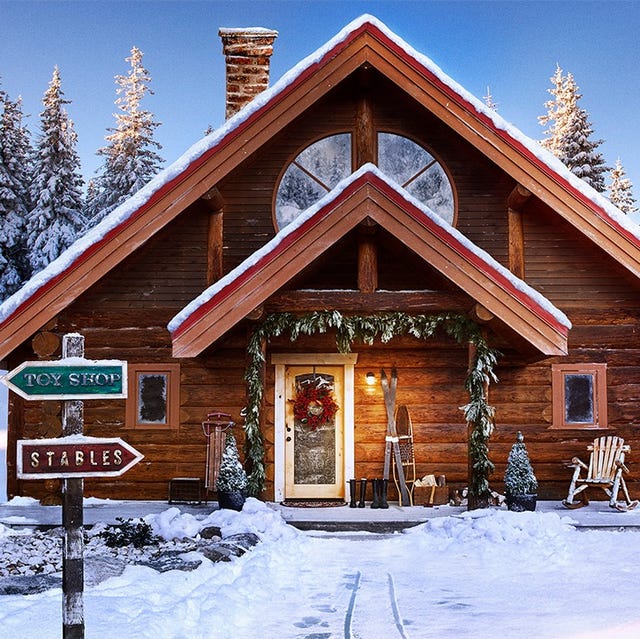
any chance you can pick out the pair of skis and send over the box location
[381,368,411,506]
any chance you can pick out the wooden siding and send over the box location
[6,67,640,505]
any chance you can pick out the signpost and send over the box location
[1,334,140,639]
[17,437,143,480]
[1,359,126,400]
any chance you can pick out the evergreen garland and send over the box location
[243,311,500,507]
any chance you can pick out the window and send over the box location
[551,363,607,429]
[274,132,454,230]
[126,364,180,429]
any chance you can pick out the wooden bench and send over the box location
[563,435,638,511]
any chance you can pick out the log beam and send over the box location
[357,221,378,293]
[266,289,472,313]
[355,65,375,168]
[507,184,531,280]
[201,187,225,285]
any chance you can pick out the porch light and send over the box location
[366,372,376,386]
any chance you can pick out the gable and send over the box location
[0,14,636,361]
[168,166,570,358]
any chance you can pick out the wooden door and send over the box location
[284,365,344,499]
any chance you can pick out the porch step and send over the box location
[289,520,424,534]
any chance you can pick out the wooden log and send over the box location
[357,223,378,293]
[265,290,471,313]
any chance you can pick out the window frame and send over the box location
[551,363,607,429]
[125,363,180,430]
[272,130,456,231]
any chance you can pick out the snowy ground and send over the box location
[1,499,639,638]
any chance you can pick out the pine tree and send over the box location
[26,67,85,275]
[85,47,163,228]
[608,158,638,215]
[216,433,248,494]
[539,66,608,192]
[539,64,567,157]
[0,89,33,298]
[503,431,537,497]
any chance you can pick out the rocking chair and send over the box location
[393,405,416,506]
[563,435,638,511]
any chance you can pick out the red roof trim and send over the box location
[172,169,568,341]
[1,18,628,333]
[370,25,640,248]
[367,174,569,336]
[0,24,371,333]
[170,177,365,339]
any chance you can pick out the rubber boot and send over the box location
[348,479,357,508]
[379,478,389,509]
[358,478,367,508]
[370,478,380,509]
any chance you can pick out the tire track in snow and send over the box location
[344,571,409,639]
[387,572,409,639]
[343,570,361,639]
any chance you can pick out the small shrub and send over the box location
[504,431,538,496]
[216,433,248,494]
[99,517,161,548]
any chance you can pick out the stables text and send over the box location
[29,446,124,469]
[17,438,144,478]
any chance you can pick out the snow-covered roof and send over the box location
[169,164,570,358]
[0,14,635,358]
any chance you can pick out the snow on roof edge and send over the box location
[168,164,571,337]
[0,14,632,328]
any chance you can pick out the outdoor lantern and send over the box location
[366,372,376,386]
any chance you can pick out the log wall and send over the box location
[8,70,640,505]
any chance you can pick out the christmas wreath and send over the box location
[292,379,339,430]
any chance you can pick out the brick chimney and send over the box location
[219,27,278,119]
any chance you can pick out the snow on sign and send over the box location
[0,358,127,400]
[17,436,144,479]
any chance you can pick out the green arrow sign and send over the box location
[1,359,127,400]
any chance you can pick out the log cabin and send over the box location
[2,15,640,506]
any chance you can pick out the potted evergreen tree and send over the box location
[216,433,248,511]
[504,431,538,512]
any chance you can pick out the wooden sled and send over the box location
[562,435,638,511]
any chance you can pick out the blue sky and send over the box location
[2,0,640,192]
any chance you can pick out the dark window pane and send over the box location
[565,374,594,423]
[138,373,167,424]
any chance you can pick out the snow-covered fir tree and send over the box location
[0,89,33,299]
[608,158,637,215]
[539,65,567,158]
[26,67,85,275]
[503,431,537,497]
[216,433,248,494]
[85,47,163,228]
[539,66,608,192]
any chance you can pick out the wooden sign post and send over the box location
[1,334,141,639]
[61,333,85,639]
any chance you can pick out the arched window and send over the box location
[274,132,454,230]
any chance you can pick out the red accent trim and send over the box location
[2,19,627,334]
[171,178,365,338]
[367,174,569,336]
[368,25,639,247]
[172,170,568,340]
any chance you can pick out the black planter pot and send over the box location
[217,490,246,511]
[506,493,537,512]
